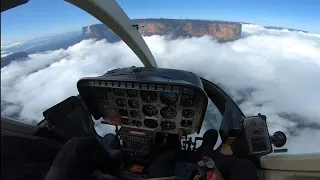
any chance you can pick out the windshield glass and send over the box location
[1,0,320,154]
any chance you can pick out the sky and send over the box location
[1,0,320,44]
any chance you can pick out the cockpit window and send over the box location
[1,0,320,155]
[192,101,223,149]
[202,101,223,132]
[1,0,140,125]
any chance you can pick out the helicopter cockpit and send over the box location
[1,0,293,180]
[38,66,286,180]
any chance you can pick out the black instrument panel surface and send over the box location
[91,85,206,135]
[77,67,208,135]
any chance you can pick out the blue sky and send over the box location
[1,0,320,45]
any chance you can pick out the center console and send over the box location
[76,67,210,179]
[119,126,157,158]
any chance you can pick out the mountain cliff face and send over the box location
[82,24,120,43]
[82,19,242,43]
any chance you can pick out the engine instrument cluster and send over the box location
[77,67,208,135]
[119,126,157,157]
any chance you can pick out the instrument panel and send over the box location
[77,67,208,135]
[93,85,206,134]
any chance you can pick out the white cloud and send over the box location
[24,41,52,50]
[1,53,12,58]
[1,42,25,49]
[1,50,13,58]
[1,24,320,154]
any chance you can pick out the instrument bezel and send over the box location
[78,78,208,134]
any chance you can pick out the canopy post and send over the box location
[65,0,158,68]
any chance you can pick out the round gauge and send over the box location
[181,94,197,107]
[113,88,124,96]
[121,118,131,125]
[132,120,142,127]
[140,90,157,102]
[128,99,139,108]
[161,121,176,130]
[160,106,177,119]
[130,110,140,118]
[119,109,128,116]
[182,109,194,118]
[142,105,158,116]
[160,92,178,105]
[126,89,138,97]
[144,119,158,128]
[116,98,126,107]
[180,120,193,127]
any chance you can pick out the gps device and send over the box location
[243,114,272,156]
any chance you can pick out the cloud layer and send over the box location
[1,24,320,154]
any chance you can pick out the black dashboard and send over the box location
[77,67,208,135]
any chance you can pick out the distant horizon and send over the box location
[2,17,315,46]
[1,30,82,46]
[1,0,319,45]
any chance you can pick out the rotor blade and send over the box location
[65,0,158,68]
